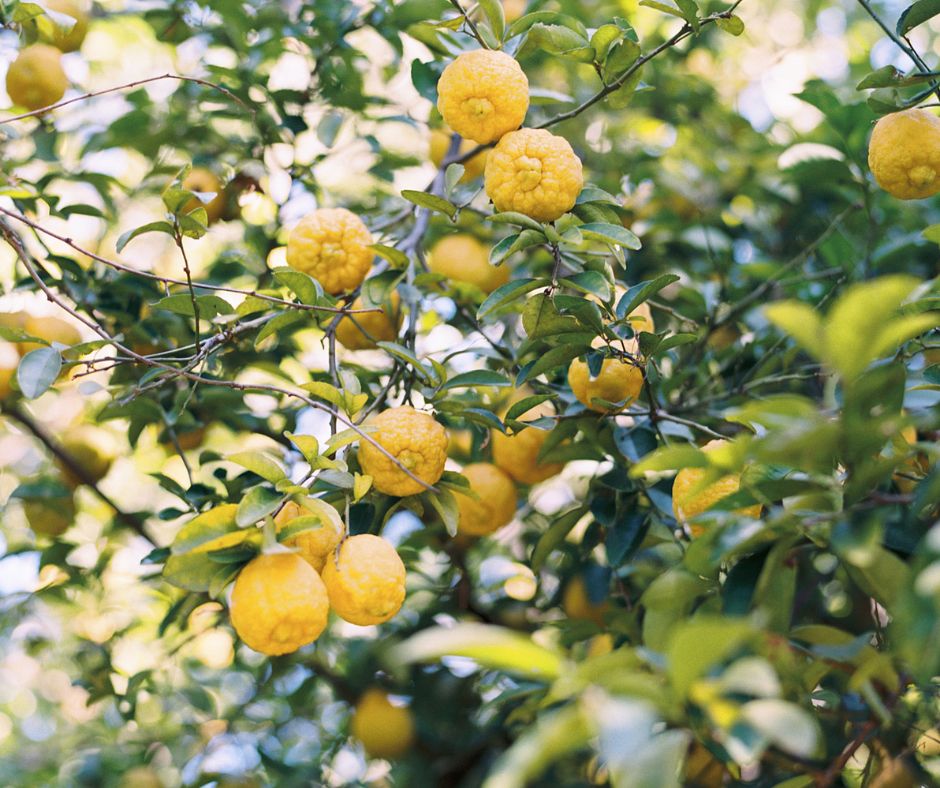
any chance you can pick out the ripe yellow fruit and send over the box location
[868,109,940,200]
[503,0,527,22]
[358,406,448,496]
[484,128,583,222]
[562,575,608,626]
[230,552,329,655]
[183,168,226,225]
[672,439,762,536]
[335,292,402,350]
[18,314,82,355]
[491,394,563,485]
[43,0,90,53]
[568,357,643,413]
[436,49,529,144]
[455,462,517,536]
[351,688,416,759]
[428,234,509,294]
[160,425,206,452]
[870,758,918,788]
[0,341,19,399]
[429,127,488,181]
[286,208,374,295]
[22,493,75,537]
[59,426,116,486]
[6,45,68,112]
[916,728,940,757]
[274,498,344,573]
[321,534,406,625]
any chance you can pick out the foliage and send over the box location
[0,0,938,786]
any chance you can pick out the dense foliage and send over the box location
[0,0,938,786]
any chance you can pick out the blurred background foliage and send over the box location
[0,0,938,786]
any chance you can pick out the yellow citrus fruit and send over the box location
[562,575,608,626]
[503,0,527,22]
[6,45,68,111]
[436,49,529,144]
[358,406,448,496]
[160,425,206,452]
[335,291,402,350]
[0,342,19,399]
[868,109,940,200]
[183,168,226,225]
[491,393,563,485]
[455,462,517,536]
[274,498,344,573]
[229,552,329,655]
[484,128,583,222]
[870,758,918,788]
[429,127,488,181]
[21,493,75,537]
[59,426,117,486]
[286,208,374,295]
[42,0,90,53]
[672,439,762,536]
[351,688,416,759]
[428,234,509,294]
[321,534,406,625]
[916,728,940,757]
[892,424,926,494]
[568,357,643,413]
[18,314,82,354]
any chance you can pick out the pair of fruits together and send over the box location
[6,0,88,111]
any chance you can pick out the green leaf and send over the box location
[523,343,590,382]
[375,341,434,383]
[439,369,511,391]
[235,486,284,527]
[115,221,174,253]
[370,243,410,269]
[16,347,61,399]
[391,623,566,680]
[152,294,234,319]
[764,301,823,359]
[667,618,754,697]
[520,23,595,62]
[897,0,940,35]
[478,278,548,318]
[401,190,457,219]
[170,504,241,555]
[444,163,465,195]
[615,275,679,319]
[490,229,547,264]
[227,451,288,484]
[489,212,545,232]
[531,507,587,572]
[855,65,937,90]
[272,267,324,306]
[715,14,745,35]
[578,222,641,250]
[478,0,506,40]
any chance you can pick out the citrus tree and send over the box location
[0,0,939,786]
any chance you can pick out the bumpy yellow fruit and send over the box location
[0,342,18,399]
[436,49,529,144]
[321,534,406,625]
[229,552,329,655]
[274,498,344,573]
[672,440,762,536]
[358,406,448,496]
[430,127,488,181]
[6,45,67,111]
[335,292,402,350]
[491,392,562,485]
[43,0,90,53]
[286,208,374,295]
[563,575,608,626]
[428,234,509,294]
[456,462,517,536]
[351,688,416,759]
[485,128,583,222]
[568,357,643,413]
[183,168,226,225]
[868,109,940,199]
